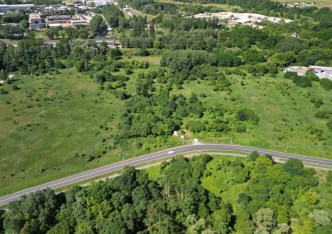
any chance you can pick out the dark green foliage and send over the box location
[283,158,304,176]
[3,189,64,233]
[249,151,260,161]
[310,97,324,108]
[237,193,251,205]
[320,78,332,90]
[2,155,331,233]
[102,6,124,28]
[1,12,26,23]
[284,72,312,88]
[117,90,197,138]
[187,120,205,133]
[118,0,177,15]
[110,48,122,60]
[0,24,24,39]
[89,15,107,36]
[243,49,266,64]
[161,50,216,78]
[0,210,4,233]
[327,171,332,183]
[315,110,332,119]
[236,108,259,124]
[1,157,220,233]
[327,119,332,132]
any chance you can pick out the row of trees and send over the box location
[118,0,177,15]
[1,154,331,233]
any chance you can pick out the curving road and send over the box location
[1,143,332,206]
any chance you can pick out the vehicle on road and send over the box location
[168,150,175,155]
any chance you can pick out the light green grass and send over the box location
[1,61,331,196]
[145,165,161,181]
[172,72,332,159]
[122,55,161,66]
[0,68,125,196]
[201,157,244,195]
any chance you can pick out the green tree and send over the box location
[254,208,277,232]
[283,158,304,176]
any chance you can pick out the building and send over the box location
[46,15,72,22]
[29,13,46,30]
[0,4,35,12]
[283,66,332,80]
[44,40,58,47]
[44,15,89,28]
[309,66,332,80]
[71,20,89,27]
[94,37,116,47]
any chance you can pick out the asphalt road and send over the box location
[1,143,332,206]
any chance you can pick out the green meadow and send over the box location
[0,55,331,195]
[0,69,125,195]
[173,71,332,157]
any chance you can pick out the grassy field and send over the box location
[172,71,332,158]
[0,55,331,195]
[0,69,127,195]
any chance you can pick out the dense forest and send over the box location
[1,154,331,233]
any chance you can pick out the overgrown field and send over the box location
[0,53,332,195]
[0,67,178,196]
[173,71,332,156]
[0,69,121,195]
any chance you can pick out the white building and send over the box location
[0,4,35,12]
[283,66,332,80]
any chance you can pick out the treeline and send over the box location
[177,0,283,12]
[153,14,221,31]
[0,12,27,24]
[1,155,331,233]
[0,24,25,39]
[101,5,124,28]
[0,37,122,76]
[118,0,177,15]
[0,39,71,75]
[116,14,332,68]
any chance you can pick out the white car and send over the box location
[168,151,175,155]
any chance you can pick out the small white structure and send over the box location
[0,4,35,12]
[283,66,332,80]
[173,131,178,136]
[194,12,292,28]
[193,138,199,144]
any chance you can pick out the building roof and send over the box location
[46,15,72,20]
[29,13,42,19]
[94,37,115,42]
